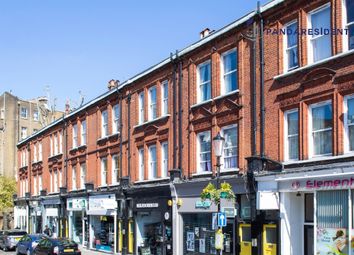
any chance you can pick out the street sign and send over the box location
[222,207,236,218]
[217,212,227,227]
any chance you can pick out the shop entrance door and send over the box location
[262,224,277,255]
[239,223,251,255]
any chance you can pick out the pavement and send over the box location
[0,246,111,255]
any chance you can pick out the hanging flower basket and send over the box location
[200,182,235,205]
[200,183,216,201]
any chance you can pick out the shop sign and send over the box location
[195,200,212,209]
[288,177,354,191]
[67,198,86,210]
[222,207,236,218]
[89,194,116,211]
[136,203,159,209]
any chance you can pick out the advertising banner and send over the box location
[317,227,348,255]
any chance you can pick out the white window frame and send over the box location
[220,48,238,94]
[20,107,28,119]
[101,110,108,138]
[33,143,37,163]
[101,157,107,186]
[112,105,120,134]
[21,127,27,140]
[72,166,77,190]
[33,175,37,196]
[38,175,42,193]
[307,3,332,64]
[284,109,299,161]
[161,142,168,178]
[33,109,39,121]
[138,148,144,181]
[80,163,86,190]
[54,133,59,155]
[196,131,211,173]
[112,155,119,184]
[221,124,238,170]
[38,142,42,161]
[81,120,87,145]
[308,101,333,158]
[59,169,63,188]
[54,171,58,193]
[344,94,354,153]
[72,124,78,148]
[342,0,354,51]
[50,135,53,156]
[283,20,299,72]
[148,86,157,121]
[197,60,211,103]
[59,131,63,154]
[161,81,169,115]
[50,171,53,193]
[139,92,145,124]
[148,145,157,180]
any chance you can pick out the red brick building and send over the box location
[14,0,354,254]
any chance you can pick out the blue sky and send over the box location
[0,0,268,111]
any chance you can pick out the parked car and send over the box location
[0,230,27,251]
[33,238,81,255]
[16,234,45,255]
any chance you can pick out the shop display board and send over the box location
[317,227,348,255]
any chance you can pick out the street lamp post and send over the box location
[213,132,225,255]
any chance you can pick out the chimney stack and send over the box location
[200,28,211,39]
[65,99,70,115]
[108,79,119,90]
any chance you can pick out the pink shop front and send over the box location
[257,166,354,255]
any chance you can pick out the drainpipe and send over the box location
[259,1,265,158]
[178,56,183,170]
[251,21,257,157]
[118,89,123,180]
[127,93,131,180]
[171,52,177,169]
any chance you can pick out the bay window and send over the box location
[149,145,157,179]
[309,102,332,157]
[197,131,211,172]
[308,4,331,63]
[284,109,299,161]
[197,61,211,103]
[284,21,298,71]
[221,49,238,94]
[221,125,238,169]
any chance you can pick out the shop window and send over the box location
[91,215,114,252]
[240,195,251,219]
[345,95,354,152]
[221,125,238,170]
[308,4,332,63]
[316,190,348,254]
[344,0,354,50]
[309,102,332,157]
[183,213,217,254]
[221,49,238,94]
[197,61,211,103]
[197,131,211,173]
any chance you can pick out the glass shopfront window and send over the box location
[316,190,349,255]
[91,215,114,252]
[183,213,217,255]
[70,211,83,243]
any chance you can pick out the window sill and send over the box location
[47,192,60,195]
[213,90,240,101]
[134,177,170,184]
[32,160,43,165]
[191,99,213,109]
[274,49,354,80]
[192,172,213,177]
[220,168,239,173]
[48,153,63,160]
[283,152,354,166]
[134,115,170,129]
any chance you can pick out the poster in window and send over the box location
[316,227,348,255]
[194,227,199,238]
[199,238,205,253]
[186,231,195,252]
